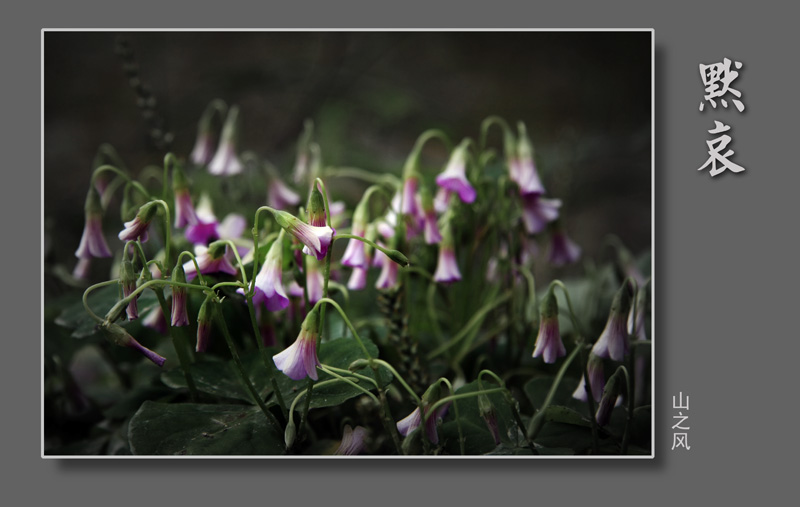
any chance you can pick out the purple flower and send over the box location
[396,406,441,445]
[238,235,289,312]
[478,394,501,445]
[347,265,369,291]
[170,265,190,327]
[196,298,213,352]
[422,208,442,245]
[573,354,605,402]
[401,176,420,216]
[118,202,159,243]
[433,187,451,214]
[182,243,239,282]
[100,323,166,367]
[595,370,623,427]
[267,178,301,210]
[334,425,368,456]
[273,209,334,261]
[433,246,461,284]
[628,288,648,342]
[521,195,561,235]
[72,257,92,280]
[341,223,367,269]
[304,257,324,304]
[374,249,399,290]
[436,143,476,203]
[548,227,581,266]
[76,215,112,259]
[514,123,546,196]
[120,259,139,321]
[142,305,168,335]
[190,131,216,166]
[532,289,566,364]
[174,189,199,229]
[273,309,321,381]
[208,106,242,176]
[592,281,634,361]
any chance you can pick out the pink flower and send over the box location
[396,407,440,444]
[436,143,476,203]
[190,132,216,166]
[548,227,581,266]
[273,309,321,381]
[573,354,605,402]
[273,210,334,261]
[592,281,634,361]
[118,202,159,243]
[521,195,561,235]
[267,178,301,210]
[208,106,242,176]
[142,305,168,335]
[422,208,442,245]
[174,188,199,229]
[433,187,451,214]
[401,176,420,216]
[347,265,369,291]
[532,290,566,364]
[514,123,546,195]
[238,235,289,312]
[196,298,213,352]
[334,425,368,456]
[76,215,112,259]
[182,243,239,282]
[72,258,92,280]
[120,259,139,321]
[304,257,324,304]
[100,323,166,367]
[341,222,368,268]
[374,249,399,290]
[433,246,461,284]
[170,266,190,327]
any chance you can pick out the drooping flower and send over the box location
[267,178,301,210]
[273,308,321,381]
[120,258,139,321]
[521,194,562,235]
[548,224,581,266]
[304,256,324,304]
[595,369,623,427]
[170,265,190,327]
[573,353,605,402]
[396,384,448,444]
[208,106,243,176]
[433,187,451,214]
[238,232,289,312]
[532,288,567,364]
[272,209,334,262]
[72,258,92,280]
[190,131,216,167]
[341,200,369,268]
[118,201,159,243]
[513,122,546,196]
[334,425,368,456]
[172,165,198,228]
[347,265,369,291]
[142,305,168,335]
[478,393,501,445]
[433,221,461,284]
[75,187,112,259]
[628,287,648,342]
[401,176,420,216]
[420,186,442,245]
[195,297,213,352]
[374,246,399,290]
[100,322,166,367]
[435,140,476,203]
[592,280,634,361]
[182,242,239,282]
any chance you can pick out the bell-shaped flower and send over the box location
[190,132,215,167]
[595,369,623,427]
[267,178,301,210]
[419,186,442,244]
[208,106,243,176]
[272,209,334,261]
[182,242,239,282]
[76,188,112,259]
[172,165,198,228]
[374,246,399,290]
[628,287,648,342]
[273,308,322,380]
[435,140,476,203]
[548,224,581,266]
[72,258,92,280]
[573,353,605,402]
[397,384,448,444]
[347,265,369,291]
[142,305,168,335]
[238,233,290,311]
[195,298,214,352]
[592,280,634,361]
[120,258,139,321]
[478,393,501,445]
[334,425,368,456]
[401,176,420,216]
[170,265,190,327]
[514,122,546,195]
[118,201,159,243]
[532,288,566,364]
[341,201,369,268]
[433,222,461,284]
[521,195,561,235]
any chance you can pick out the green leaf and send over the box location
[128,401,284,455]
[523,376,582,411]
[161,354,272,403]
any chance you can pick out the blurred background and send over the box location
[44,30,651,286]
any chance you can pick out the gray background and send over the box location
[4,0,798,505]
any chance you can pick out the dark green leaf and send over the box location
[128,401,284,455]
[55,284,158,339]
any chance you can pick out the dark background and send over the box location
[44,31,651,283]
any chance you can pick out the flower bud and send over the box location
[532,287,566,364]
[170,264,190,327]
[307,184,327,227]
[118,201,159,242]
[595,368,623,427]
[120,258,139,320]
[591,280,635,361]
[196,297,214,352]
[99,322,166,367]
[478,393,501,445]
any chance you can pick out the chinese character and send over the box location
[672,412,690,430]
[672,392,689,410]
[672,433,691,450]
[699,58,745,112]
[697,121,746,177]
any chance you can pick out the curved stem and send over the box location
[313,298,372,360]
[323,166,401,187]
[245,293,288,420]
[527,344,584,440]
[176,250,207,286]
[218,239,248,287]
[82,280,119,323]
[92,164,151,200]
[319,365,378,403]
[162,153,180,202]
[438,378,465,455]
[551,280,585,338]
[369,359,420,405]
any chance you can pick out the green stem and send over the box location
[153,288,198,401]
[425,388,506,420]
[176,251,207,287]
[438,378,465,455]
[82,280,120,323]
[246,294,288,419]
[527,344,584,440]
[370,359,420,404]
[163,153,180,202]
[324,166,401,187]
[318,365,378,403]
[91,164,151,200]
[214,305,280,429]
